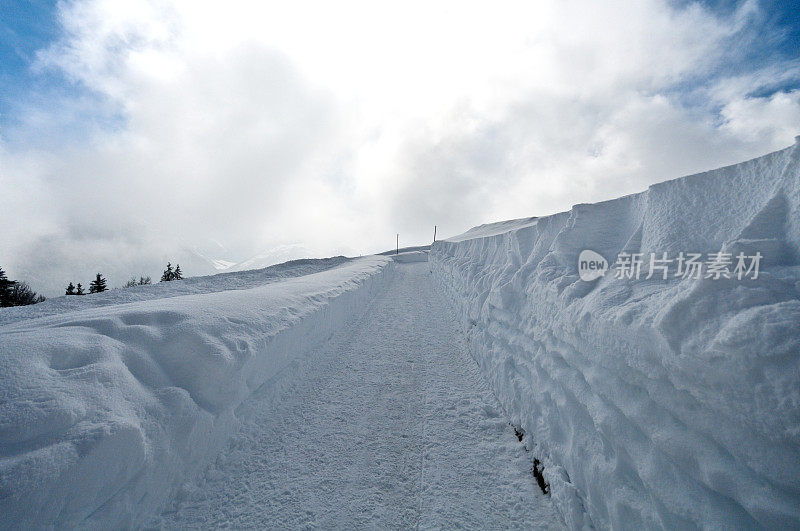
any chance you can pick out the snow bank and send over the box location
[0,256,393,528]
[0,256,352,327]
[430,142,800,528]
[392,250,430,263]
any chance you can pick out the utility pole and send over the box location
[396,234,399,255]
[433,225,437,242]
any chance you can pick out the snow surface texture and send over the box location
[430,141,800,528]
[0,256,390,528]
[151,262,561,529]
[0,256,352,327]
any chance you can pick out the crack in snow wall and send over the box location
[0,257,395,528]
[430,143,800,529]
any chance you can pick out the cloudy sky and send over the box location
[1,0,799,295]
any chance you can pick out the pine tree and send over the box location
[76,283,85,295]
[139,276,151,285]
[173,264,183,280]
[66,282,76,295]
[0,266,15,307]
[161,262,174,282]
[0,267,45,306]
[89,273,108,293]
[6,282,45,306]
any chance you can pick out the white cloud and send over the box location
[2,0,798,295]
[721,90,800,142]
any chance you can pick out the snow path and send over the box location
[151,262,563,528]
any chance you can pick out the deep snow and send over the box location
[2,141,798,529]
[0,256,390,528]
[151,262,561,528]
[430,141,800,528]
[0,253,560,528]
[0,256,352,327]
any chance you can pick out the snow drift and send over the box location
[431,141,800,528]
[0,256,392,528]
[0,256,353,327]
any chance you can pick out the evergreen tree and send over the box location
[173,264,183,280]
[161,262,174,282]
[76,283,85,295]
[0,267,45,306]
[66,282,76,295]
[89,273,108,293]
[124,275,152,287]
[0,266,17,307]
[6,282,45,306]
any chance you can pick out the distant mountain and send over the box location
[227,243,316,272]
[187,242,238,272]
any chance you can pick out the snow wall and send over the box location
[430,142,800,529]
[0,256,394,528]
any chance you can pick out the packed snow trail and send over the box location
[151,261,563,528]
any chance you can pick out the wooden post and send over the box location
[433,225,437,242]
[396,234,399,255]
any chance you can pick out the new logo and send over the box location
[578,250,608,281]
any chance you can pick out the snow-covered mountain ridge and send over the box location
[430,140,800,528]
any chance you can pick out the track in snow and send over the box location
[152,262,563,528]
